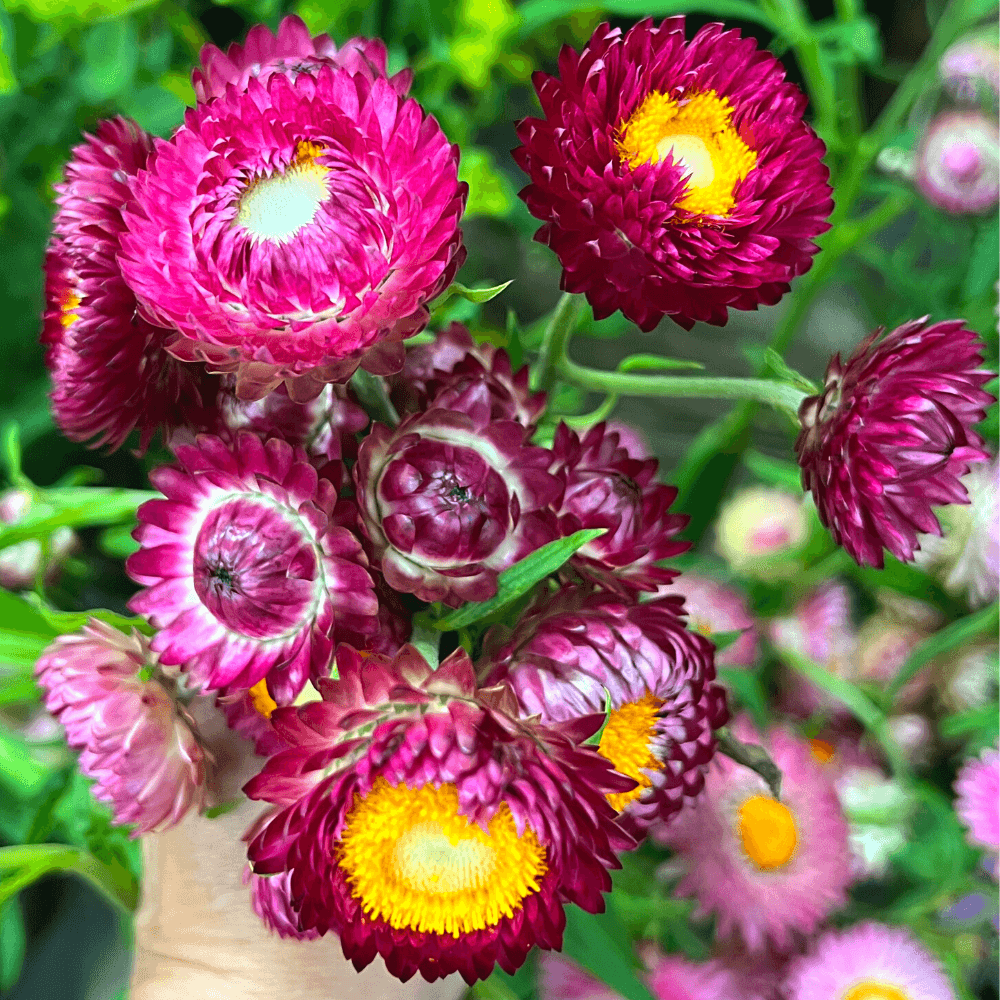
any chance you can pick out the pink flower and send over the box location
[120,67,466,401]
[35,620,207,835]
[549,422,689,593]
[954,745,1000,851]
[193,15,412,103]
[354,407,561,605]
[43,117,218,452]
[513,18,831,331]
[795,319,994,568]
[244,645,634,984]
[915,111,999,215]
[784,921,955,1000]
[483,586,728,836]
[713,486,808,578]
[654,716,851,952]
[243,866,319,941]
[940,38,1000,100]
[127,433,377,702]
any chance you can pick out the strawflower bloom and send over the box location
[243,867,319,941]
[354,408,561,605]
[654,716,851,952]
[120,64,467,401]
[795,318,994,568]
[954,744,999,851]
[35,620,207,834]
[216,677,288,757]
[244,645,634,984]
[514,17,831,331]
[915,111,999,215]
[483,586,728,835]
[44,117,218,452]
[549,422,689,593]
[784,921,956,1000]
[193,14,412,103]
[940,37,1000,101]
[127,432,377,702]
[713,486,808,578]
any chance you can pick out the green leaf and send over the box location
[432,528,605,630]
[0,897,25,993]
[0,424,26,487]
[459,147,516,218]
[743,449,804,492]
[562,904,656,1000]
[0,730,52,799]
[205,796,244,820]
[98,522,140,559]
[432,280,513,309]
[618,354,705,373]
[582,688,613,746]
[760,348,820,393]
[886,603,999,705]
[940,703,1000,746]
[708,629,745,655]
[717,667,770,730]
[963,214,1000,302]
[0,676,40,705]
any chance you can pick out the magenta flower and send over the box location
[127,433,377,702]
[120,68,466,401]
[483,586,728,835]
[354,408,561,605]
[939,38,1000,100]
[216,677,288,757]
[513,17,831,331]
[243,866,319,941]
[954,744,999,852]
[915,111,999,215]
[795,318,994,568]
[193,14,413,103]
[549,422,689,593]
[43,117,218,452]
[244,645,634,984]
[654,716,851,953]
[35,620,207,835]
[784,921,956,1000]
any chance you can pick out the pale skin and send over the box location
[129,699,468,1000]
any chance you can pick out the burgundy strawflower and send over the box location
[193,14,413,103]
[35,620,207,834]
[514,17,832,331]
[127,433,377,702]
[120,65,466,401]
[483,586,728,836]
[244,645,634,984]
[549,422,689,592]
[43,117,218,452]
[216,677,288,757]
[243,866,319,941]
[795,318,994,568]
[354,408,561,605]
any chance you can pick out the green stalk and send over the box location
[535,292,588,394]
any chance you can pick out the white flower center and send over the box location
[237,141,330,244]
[656,133,716,187]
[393,822,495,893]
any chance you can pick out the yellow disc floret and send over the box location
[618,90,757,217]
[597,691,664,812]
[248,678,277,718]
[61,290,82,330]
[809,738,835,764]
[737,794,798,870]
[337,778,547,937]
[843,982,911,1000]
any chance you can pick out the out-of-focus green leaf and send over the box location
[460,147,516,218]
[433,280,513,308]
[76,19,138,101]
[892,782,977,886]
[98,522,140,559]
[940,703,1000,750]
[963,214,1000,302]
[451,0,516,88]
[0,730,52,799]
[5,0,160,20]
[0,897,25,993]
[717,667,770,730]
[562,904,655,1000]
[0,676,40,705]
[119,83,185,135]
[433,528,605,630]
[743,448,803,492]
[618,354,705,373]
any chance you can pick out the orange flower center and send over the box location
[248,678,277,718]
[597,691,664,811]
[809,738,836,764]
[737,794,798,870]
[843,983,911,1000]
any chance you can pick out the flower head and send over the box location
[243,866,319,940]
[795,319,994,568]
[120,68,466,401]
[354,408,561,605]
[127,432,377,702]
[954,744,999,851]
[483,586,728,835]
[654,716,851,952]
[549,422,689,593]
[915,111,999,215]
[940,37,1000,101]
[784,921,956,1000]
[713,486,808,578]
[514,17,831,331]
[44,117,218,452]
[193,14,412,103]
[244,645,634,984]
[35,620,207,834]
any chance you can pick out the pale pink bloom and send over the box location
[915,111,999,214]
[714,486,808,577]
[954,744,1000,851]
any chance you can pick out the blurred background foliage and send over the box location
[0,0,997,996]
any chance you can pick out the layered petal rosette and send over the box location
[549,422,689,592]
[120,67,467,401]
[915,110,999,215]
[354,408,561,605]
[483,586,729,835]
[244,645,634,984]
[193,14,413,103]
[35,620,207,834]
[795,319,994,568]
[127,433,377,701]
[954,744,999,852]
[243,866,320,941]
[44,117,218,452]
[514,17,832,331]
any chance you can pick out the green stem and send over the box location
[535,292,587,394]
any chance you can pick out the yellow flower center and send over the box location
[61,290,81,330]
[809,738,836,764]
[248,678,277,718]
[336,778,547,937]
[843,983,911,1000]
[597,692,664,812]
[237,140,331,244]
[618,90,757,217]
[737,794,798,870]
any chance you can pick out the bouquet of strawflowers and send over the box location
[31,13,996,992]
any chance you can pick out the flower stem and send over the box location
[535,292,587,394]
